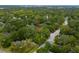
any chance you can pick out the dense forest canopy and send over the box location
[0,6,79,53]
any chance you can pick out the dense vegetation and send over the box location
[0,7,65,52]
[50,11,79,53]
[0,6,79,53]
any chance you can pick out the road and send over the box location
[34,17,68,53]
[0,17,68,53]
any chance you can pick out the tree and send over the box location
[50,43,61,53]
[9,25,36,41]
[73,45,79,53]
[53,34,77,52]
[37,42,51,53]
[59,44,71,53]
[33,26,50,45]
[1,38,11,48]
[60,25,73,35]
